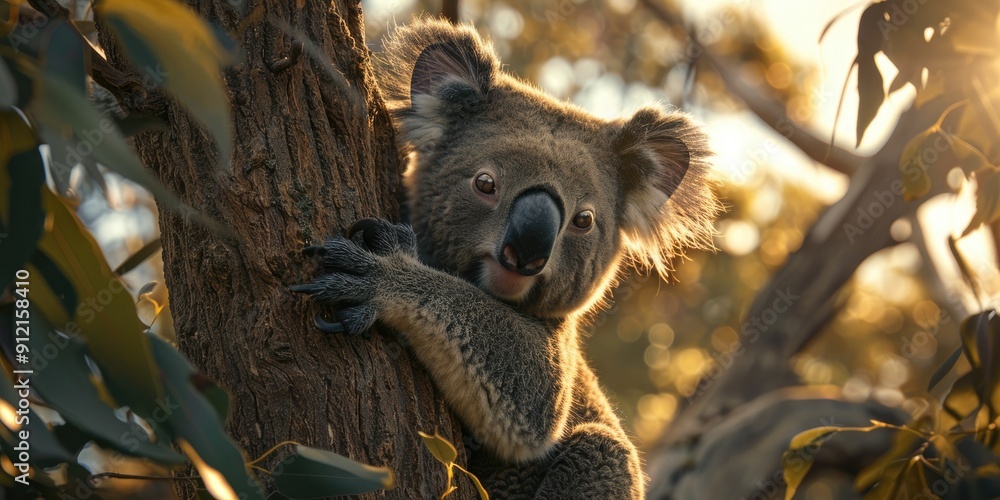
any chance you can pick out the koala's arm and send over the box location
[293,221,576,462]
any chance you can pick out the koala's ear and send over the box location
[613,106,721,277]
[410,39,496,104]
[403,34,498,152]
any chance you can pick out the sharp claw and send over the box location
[290,284,321,294]
[302,245,327,256]
[347,218,382,239]
[314,314,345,334]
[348,218,388,251]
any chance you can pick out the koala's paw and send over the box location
[291,236,381,336]
[347,218,418,257]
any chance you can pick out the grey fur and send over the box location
[295,16,721,499]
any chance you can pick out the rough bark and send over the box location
[97,1,468,498]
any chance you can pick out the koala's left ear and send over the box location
[613,106,721,276]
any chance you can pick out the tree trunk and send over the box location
[97,1,467,498]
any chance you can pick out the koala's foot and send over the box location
[291,234,381,336]
[347,218,417,257]
[291,219,417,336]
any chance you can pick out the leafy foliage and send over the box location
[780,2,1000,497]
[854,1,1000,222]
[784,310,1000,500]
[0,1,392,498]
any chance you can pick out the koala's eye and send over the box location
[475,173,496,194]
[572,210,594,230]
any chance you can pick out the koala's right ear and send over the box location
[410,39,496,104]
[403,34,498,151]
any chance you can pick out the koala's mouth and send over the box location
[479,258,537,301]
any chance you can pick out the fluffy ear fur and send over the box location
[614,106,722,278]
[375,16,499,152]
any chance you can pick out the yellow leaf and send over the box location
[928,433,958,462]
[419,430,459,464]
[455,463,489,500]
[898,128,938,201]
[856,429,921,491]
[783,426,846,500]
[784,424,884,499]
[963,167,1000,236]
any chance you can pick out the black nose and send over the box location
[498,190,562,276]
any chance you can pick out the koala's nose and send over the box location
[499,190,563,276]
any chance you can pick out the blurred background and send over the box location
[42,0,1000,496]
[353,0,1000,451]
[67,0,1000,449]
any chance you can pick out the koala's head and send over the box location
[378,18,721,318]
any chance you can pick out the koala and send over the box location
[291,17,720,499]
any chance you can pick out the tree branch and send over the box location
[26,0,164,116]
[640,0,864,176]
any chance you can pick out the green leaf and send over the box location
[0,365,75,467]
[863,459,910,500]
[928,433,958,461]
[0,414,75,469]
[856,57,884,147]
[419,430,459,464]
[32,75,187,211]
[148,334,263,499]
[855,429,922,491]
[190,373,230,425]
[40,20,86,93]
[24,313,184,464]
[96,0,237,166]
[854,2,887,147]
[0,147,45,293]
[899,128,938,201]
[944,371,981,423]
[113,113,167,138]
[113,238,162,276]
[28,251,78,319]
[929,346,965,391]
[963,167,1000,236]
[0,57,15,107]
[946,134,990,177]
[271,444,395,499]
[959,311,991,371]
[36,19,108,195]
[27,184,165,421]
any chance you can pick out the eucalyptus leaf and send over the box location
[271,444,394,499]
